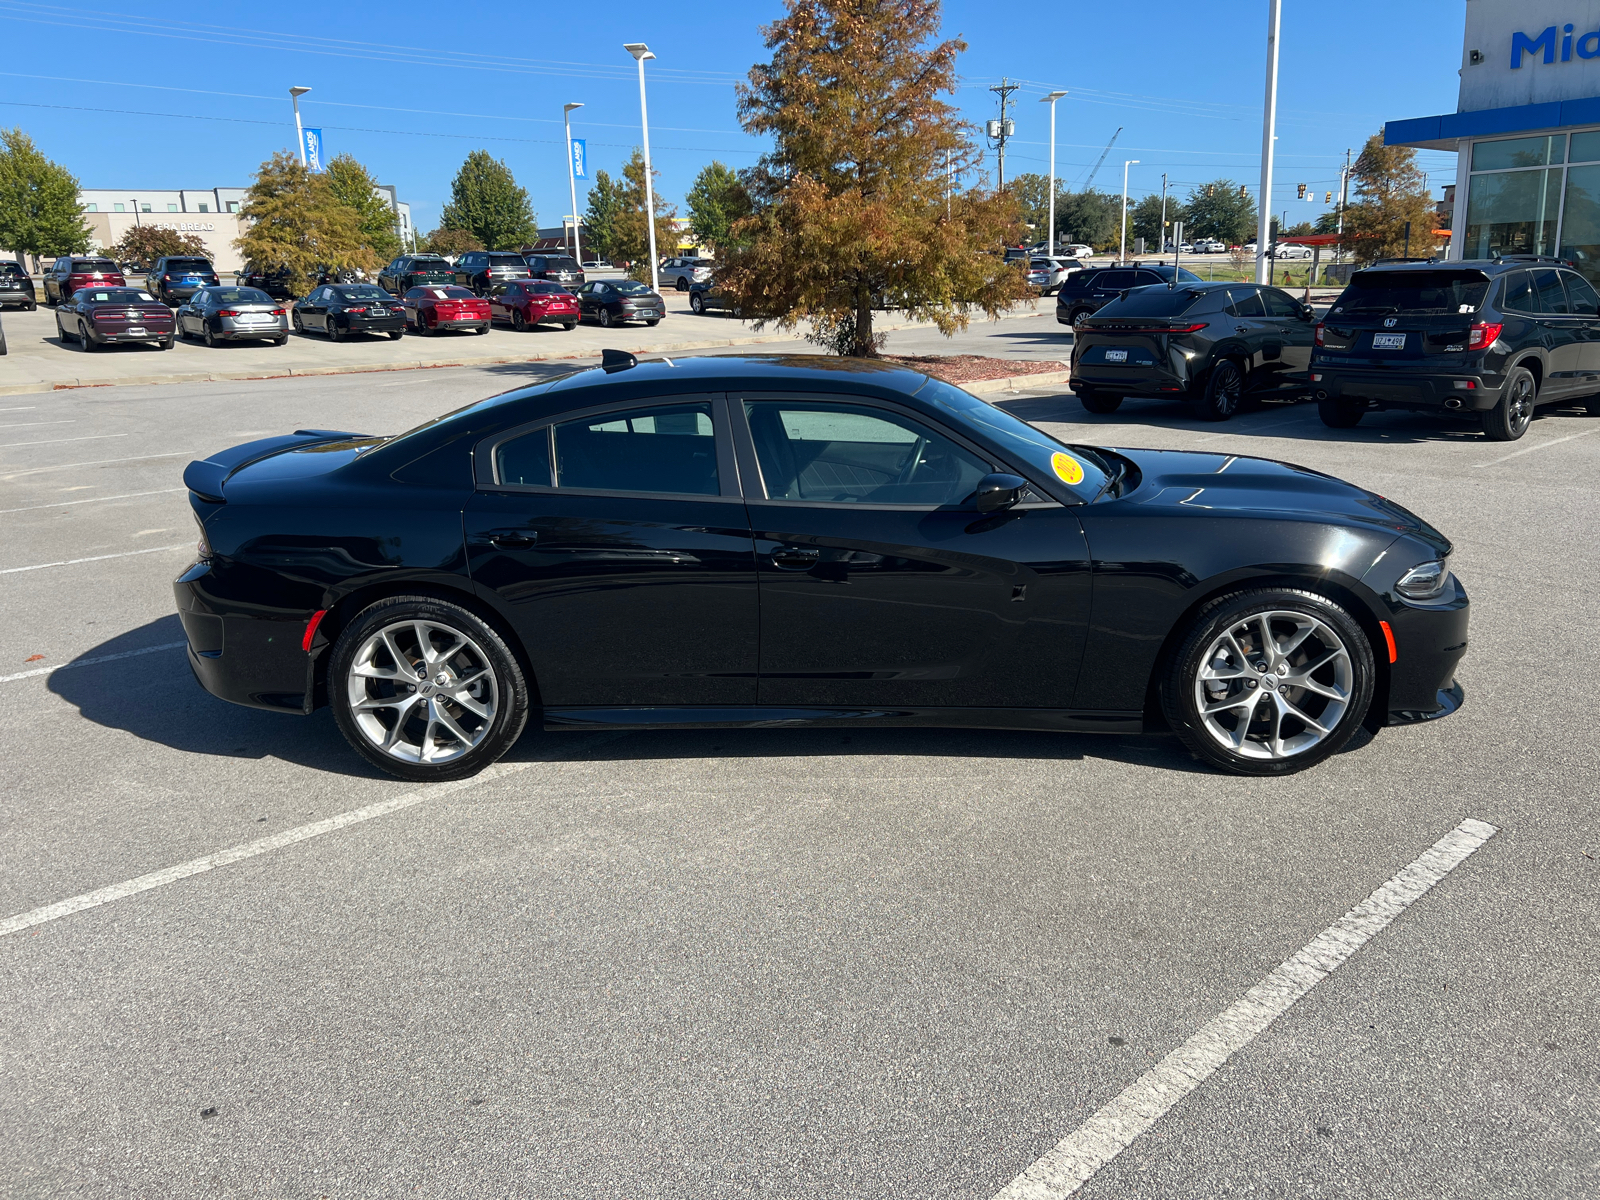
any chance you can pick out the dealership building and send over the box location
[1388,0,1600,282]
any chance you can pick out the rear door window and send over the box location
[1096,271,1136,290]
[553,402,719,496]
[1532,268,1569,313]
[1227,288,1266,317]
[1261,288,1302,318]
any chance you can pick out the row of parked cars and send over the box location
[1062,253,1600,441]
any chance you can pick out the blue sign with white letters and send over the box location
[571,138,587,180]
[302,127,325,172]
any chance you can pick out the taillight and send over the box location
[163,274,172,280]
[1468,321,1503,349]
[216,310,240,317]
[270,308,285,316]
[346,306,368,314]
[1314,321,1324,347]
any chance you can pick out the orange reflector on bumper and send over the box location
[1379,620,1397,664]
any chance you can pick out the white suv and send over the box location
[660,258,714,291]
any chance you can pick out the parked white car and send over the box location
[1274,243,1313,259]
[1192,239,1226,254]
[1061,243,1094,259]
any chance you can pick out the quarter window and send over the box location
[1565,273,1600,315]
[744,401,989,507]
[551,402,718,495]
[1500,271,1537,313]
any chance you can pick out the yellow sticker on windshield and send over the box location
[1051,452,1084,485]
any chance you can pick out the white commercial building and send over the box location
[1388,0,1600,281]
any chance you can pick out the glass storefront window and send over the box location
[1471,135,1565,171]
[1559,164,1600,285]
[1570,131,1600,163]
[1463,167,1562,259]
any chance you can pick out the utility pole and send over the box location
[1337,147,1352,262]
[988,78,1019,192]
[1256,0,1282,285]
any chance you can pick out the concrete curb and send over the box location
[960,368,1074,396]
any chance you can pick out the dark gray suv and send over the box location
[1056,263,1202,325]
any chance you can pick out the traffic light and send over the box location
[1325,191,1333,203]
[1296,183,1307,199]
[1206,185,1215,197]
[1239,184,1248,197]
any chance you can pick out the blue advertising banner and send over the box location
[302,127,325,173]
[571,138,587,180]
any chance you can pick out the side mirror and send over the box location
[1300,304,1314,321]
[973,472,1028,513]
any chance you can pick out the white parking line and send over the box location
[0,433,127,449]
[0,406,39,412]
[0,487,186,514]
[0,734,628,938]
[0,543,189,575]
[0,420,73,430]
[0,451,188,480]
[991,817,1499,1200]
[0,640,185,684]
[1473,426,1600,467]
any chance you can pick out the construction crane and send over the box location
[1081,126,1124,191]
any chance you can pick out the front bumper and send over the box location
[1313,366,1502,412]
[1381,576,1470,725]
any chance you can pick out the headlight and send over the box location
[1395,559,1449,600]
[194,512,212,560]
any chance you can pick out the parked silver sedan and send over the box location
[175,285,290,347]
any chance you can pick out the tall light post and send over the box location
[563,102,584,266]
[1120,160,1140,262]
[289,86,311,166]
[1039,90,1067,255]
[623,43,660,293]
[1256,0,1282,284]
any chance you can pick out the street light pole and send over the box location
[1040,90,1067,256]
[289,86,311,167]
[1160,172,1168,260]
[1120,160,1140,263]
[563,102,584,267]
[1256,0,1281,285]
[623,43,660,293]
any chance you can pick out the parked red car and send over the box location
[54,286,175,350]
[489,280,579,331]
[43,256,126,305]
[402,285,489,336]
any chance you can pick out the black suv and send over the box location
[1070,281,1316,420]
[236,263,297,300]
[378,254,455,296]
[452,251,532,296]
[1056,263,1202,325]
[147,256,219,305]
[522,253,585,292]
[1312,257,1600,441]
[0,261,36,309]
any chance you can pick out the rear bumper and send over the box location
[1313,367,1502,412]
[0,289,34,305]
[90,324,175,342]
[340,315,407,333]
[429,316,488,329]
[216,321,289,339]
[1070,361,1193,398]
[161,285,210,301]
[174,562,314,714]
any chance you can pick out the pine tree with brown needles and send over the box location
[719,0,1029,356]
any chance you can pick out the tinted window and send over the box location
[1499,271,1537,313]
[745,402,988,507]
[1097,271,1136,289]
[0,262,24,276]
[495,428,553,487]
[165,258,212,272]
[524,258,546,270]
[554,403,718,495]
[528,281,566,294]
[1098,288,1207,317]
[333,285,392,300]
[1133,271,1165,286]
[408,257,450,269]
[204,287,271,304]
[1338,269,1492,315]
[542,257,579,271]
[488,253,526,268]
[1228,288,1266,317]
[72,260,118,272]
[1565,273,1600,315]
[80,289,149,303]
[1532,268,1569,313]
[1261,288,1303,318]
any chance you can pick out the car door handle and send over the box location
[770,546,820,569]
[489,532,536,549]
[1235,325,1250,334]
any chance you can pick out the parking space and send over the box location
[1,361,1596,1197]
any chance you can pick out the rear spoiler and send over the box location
[182,428,366,502]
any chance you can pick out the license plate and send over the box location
[1104,349,1128,362]
[637,308,658,317]
[127,327,147,336]
[1372,333,1406,348]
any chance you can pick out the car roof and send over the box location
[1354,258,1565,275]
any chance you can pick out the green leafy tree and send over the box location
[611,149,678,279]
[582,169,622,263]
[686,161,753,254]
[421,227,483,257]
[324,153,401,261]
[1343,131,1438,263]
[108,225,209,266]
[721,0,1030,357]
[1184,179,1257,244]
[233,151,373,293]
[438,150,536,250]
[1054,190,1119,249]
[0,127,91,264]
[1010,172,1067,247]
[1132,193,1187,249]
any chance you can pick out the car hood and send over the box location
[1113,446,1451,552]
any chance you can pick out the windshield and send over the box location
[917,377,1110,500]
[334,285,393,300]
[206,287,271,304]
[1100,288,1209,317]
[613,279,654,295]
[1336,270,1491,315]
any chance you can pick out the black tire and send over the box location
[79,322,98,351]
[512,309,527,332]
[57,318,74,344]
[328,320,343,342]
[1161,588,1375,776]
[273,335,287,346]
[690,293,704,314]
[476,324,489,335]
[329,595,530,783]
[1584,392,1600,417]
[1482,365,1536,441]
[675,277,688,291]
[24,300,35,312]
[157,337,173,351]
[1068,307,1093,326]
[1318,396,1365,428]
[389,329,403,341]
[1198,359,1244,421]
[562,322,576,331]
[292,311,305,334]
[203,325,219,348]
[598,307,614,328]
[1078,389,1122,414]
[645,318,660,327]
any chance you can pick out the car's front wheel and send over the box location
[329,596,530,782]
[1482,365,1535,441]
[598,308,614,328]
[1161,588,1375,776]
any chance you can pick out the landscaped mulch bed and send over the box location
[881,354,1069,384]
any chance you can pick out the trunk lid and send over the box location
[183,429,371,502]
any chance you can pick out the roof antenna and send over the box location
[600,348,637,372]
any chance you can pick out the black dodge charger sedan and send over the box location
[291,284,406,341]
[174,354,1467,782]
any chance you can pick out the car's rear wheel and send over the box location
[157,336,173,350]
[58,318,75,344]
[328,320,344,342]
[690,293,704,314]
[1068,307,1093,326]
[1584,392,1600,416]
[598,308,614,328]
[512,309,527,332]
[1161,588,1375,776]
[272,335,287,346]
[329,596,530,783]
[1078,389,1122,414]
[389,329,403,340]
[562,321,576,331]
[79,322,98,351]
[1198,359,1244,421]
[203,325,219,348]
[1317,396,1365,428]
[1482,365,1535,441]
[645,318,660,327]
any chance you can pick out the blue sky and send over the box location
[0,0,1466,233]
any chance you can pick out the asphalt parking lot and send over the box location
[2,357,1597,1198]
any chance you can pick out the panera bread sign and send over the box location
[150,222,218,232]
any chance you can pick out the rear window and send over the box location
[406,258,451,271]
[540,256,580,271]
[529,281,567,294]
[165,259,213,272]
[83,289,149,303]
[413,286,475,300]
[1098,288,1208,317]
[0,262,25,276]
[1336,269,1491,315]
[72,260,118,273]
[334,285,392,300]
[207,287,271,304]
[488,254,527,268]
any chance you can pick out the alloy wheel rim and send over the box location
[1215,364,1241,413]
[1510,377,1534,432]
[1192,610,1352,760]
[346,619,499,764]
